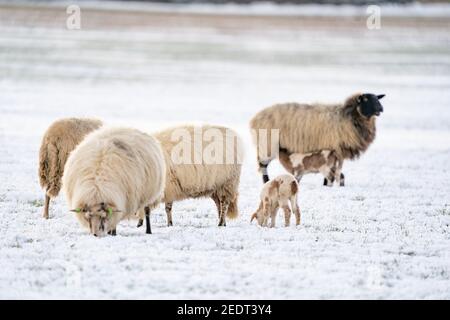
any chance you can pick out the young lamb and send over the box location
[249,93,385,184]
[38,118,103,219]
[137,124,243,227]
[62,127,166,237]
[251,174,301,227]
[278,149,344,186]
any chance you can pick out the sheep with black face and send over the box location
[249,93,385,184]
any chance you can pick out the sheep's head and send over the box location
[71,202,120,237]
[357,93,385,118]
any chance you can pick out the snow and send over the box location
[0,2,449,299]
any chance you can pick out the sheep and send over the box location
[38,118,103,219]
[62,127,166,237]
[278,149,344,186]
[137,124,243,227]
[251,174,301,227]
[249,93,385,184]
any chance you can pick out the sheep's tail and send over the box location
[226,196,239,219]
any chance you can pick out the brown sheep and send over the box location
[38,118,102,219]
[279,149,344,186]
[249,93,385,184]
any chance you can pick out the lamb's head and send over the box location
[71,202,121,237]
[357,93,385,118]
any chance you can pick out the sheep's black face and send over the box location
[358,93,385,118]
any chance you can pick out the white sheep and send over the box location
[38,118,103,219]
[137,124,243,227]
[251,174,301,227]
[62,127,166,236]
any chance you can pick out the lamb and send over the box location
[62,127,166,236]
[249,93,385,184]
[137,124,243,227]
[38,118,103,219]
[278,149,344,186]
[251,174,301,227]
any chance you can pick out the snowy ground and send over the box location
[0,2,449,299]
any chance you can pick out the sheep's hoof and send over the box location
[218,221,226,227]
[137,219,143,228]
[167,221,173,227]
[323,178,328,186]
[339,174,345,186]
[108,229,116,236]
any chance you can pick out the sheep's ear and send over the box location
[70,208,82,213]
[377,94,385,100]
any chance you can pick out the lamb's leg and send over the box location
[165,202,173,227]
[281,200,291,227]
[270,208,278,228]
[321,167,335,187]
[145,206,152,234]
[43,194,50,219]
[290,196,301,226]
[218,199,229,227]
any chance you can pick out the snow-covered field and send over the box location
[0,2,449,299]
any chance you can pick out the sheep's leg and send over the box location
[136,208,144,227]
[335,159,345,187]
[211,194,220,218]
[258,160,271,183]
[144,206,152,234]
[218,199,229,227]
[281,200,291,227]
[339,173,345,186]
[290,196,301,226]
[43,194,50,219]
[165,202,173,227]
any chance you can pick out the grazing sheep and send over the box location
[249,93,385,184]
[38,118,103,219]
[251,174,300,227]
[138,124,243,227]
[279,149,344,186]
[62,127,166,237]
